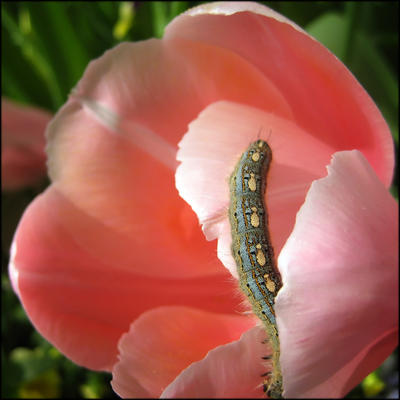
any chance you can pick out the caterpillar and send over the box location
[228,139,283,398]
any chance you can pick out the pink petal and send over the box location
[10,188,242,370]
[302,328,398,398]
[176,101,333,277]
[2,98,50,190]
[166,3,394,186]
[162,325,270,398]
[46,102,217,280]
[276,150,398,397]
[111,306,255,398]
[9,7,300,372]
[43,36,308,281]
[63,36,293,156]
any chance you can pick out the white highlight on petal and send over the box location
[8,240,20,297]
[172,1,306,35]
[75,93,178,171]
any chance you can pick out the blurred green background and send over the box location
[2,1,398,398]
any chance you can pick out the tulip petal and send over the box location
[57,35,293,159]
[176,100,332,277]
[2,98,50,190]
[9,188,243,370]
[44,35,300,280]
[111,306,256,398]
[302,328,398,398]
[166,2,394,186]
[276,150,398,397]
[8,5,301,373]
[46,102,217,280]
[161,325,269,399]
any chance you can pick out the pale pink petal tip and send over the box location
[8,241,20,297]
[112,306,255,398]
[161,325,270,398]
[168,1,305,34]
[276,150,398,397]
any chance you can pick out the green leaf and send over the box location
[306,12,349,61]
[170,1,190,18]
[10,347,56,382]
[151,1,169,38]
[361,371,385,397]
[18,369,61,399]
[2,6,64,109]
[1,349,24,398]
[25,2,90,94]
[113,2,135,40]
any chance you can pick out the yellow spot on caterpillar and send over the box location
[264,273,276,293]
[248,173,256,191]
[256,243,266,266]
[250,207,259,227]
[252,151,260,162]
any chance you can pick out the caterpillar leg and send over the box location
[263,376,283,399]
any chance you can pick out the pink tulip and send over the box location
[172,100,397,397]
[2,98,50,191]
[8,2,397,398]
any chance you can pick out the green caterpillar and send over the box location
[228,139,283,398]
